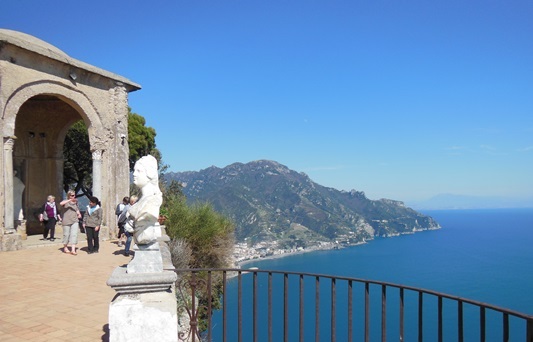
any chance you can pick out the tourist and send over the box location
[60,190,82,255]
[39,195,61,241]
[116,196,129,247]
[83,196,103,254]
[118,195,138,256]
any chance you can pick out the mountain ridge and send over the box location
[165,160,440,247]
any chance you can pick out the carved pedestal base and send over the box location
[127,241,164,273]
[109,291,178,342]
[107,267,178,342]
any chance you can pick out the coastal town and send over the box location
[232,239,359,266]
[231,224,442,267]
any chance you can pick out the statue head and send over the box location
[133,155,158,188]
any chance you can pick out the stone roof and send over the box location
[0,29,141,91]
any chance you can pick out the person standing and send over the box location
[83,196,103,254]
[39,195,61,241]
[116,196,129,247]
[119,195,138,256]
[60,190,82,255]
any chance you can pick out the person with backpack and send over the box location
[116,197,129,247]
[118,195,137,256]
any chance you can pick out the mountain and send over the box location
[165,160,440,247]
[407,194,533,210]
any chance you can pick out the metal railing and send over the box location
[175,268,533,342]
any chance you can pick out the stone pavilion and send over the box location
[0,29,140,250]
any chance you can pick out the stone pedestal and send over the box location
[107,267,178,342]
[127,241,164,273]
[108,232,178,342]
[109,291,178,341]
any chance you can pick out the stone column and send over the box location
[1,136,22,250]
[92,149,102,199]
[3,137,15,232]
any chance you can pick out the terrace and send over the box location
[1,237,531,341]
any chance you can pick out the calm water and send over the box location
[211,208,533,341]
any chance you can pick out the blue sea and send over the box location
[210,208,533,341]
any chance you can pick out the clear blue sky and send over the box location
[2,1,532,203]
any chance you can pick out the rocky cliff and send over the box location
[165,160,440,247]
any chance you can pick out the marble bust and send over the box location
[124,155,162,245]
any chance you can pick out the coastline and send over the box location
[234,227,442,269]
[236,241,367,268]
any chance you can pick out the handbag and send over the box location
[42,206,49,221]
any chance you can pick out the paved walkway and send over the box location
[0,234,131,341]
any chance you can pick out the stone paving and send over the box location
[0,234,131,341]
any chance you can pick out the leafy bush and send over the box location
[165,194,235,269]
[163,182,235,335]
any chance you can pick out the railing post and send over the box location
[223,271,227,342]
[503,313,509,342]
[400,288,404,342]
[458,300,463,342]
[438,296,443,342]
[418,292,423,342]
[268,272,273,342]
[527,318,533,342]
[190,272,198,342]
[284,273,289,342]
[315,276,320,342]
[299,274,304,342]
[207,272,213,342]
[253,271,258,342]
[382,285,387,342]
[479,306,485,342]
[331,278,336,342]
[348,280,353,342]
[238,271,243,342]
[365,282,370,342]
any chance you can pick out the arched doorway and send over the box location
[14,95,84,235]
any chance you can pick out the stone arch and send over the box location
[5,82,111,237]
[3,80,105,151]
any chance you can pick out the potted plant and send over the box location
[158,207,168,225]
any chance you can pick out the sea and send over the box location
[210,208,533,341]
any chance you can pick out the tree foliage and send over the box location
[127,108,157,171]
[63,121,92,196]
[62,108,162,197]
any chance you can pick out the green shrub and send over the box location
[164,193,235,269]
[163,187,235,334]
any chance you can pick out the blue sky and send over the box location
[2,1,532,203]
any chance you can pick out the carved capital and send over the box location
[91,149,103,160]
[3,136,16,151]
